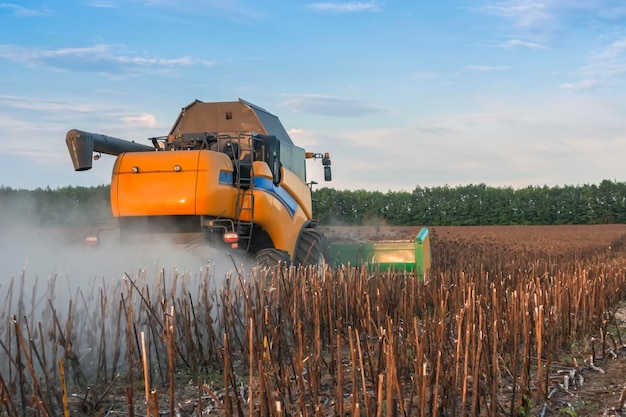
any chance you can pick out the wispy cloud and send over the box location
[87,1,117,8]
[281,94,387,117]
[560,79,601,90]
[307,2,381,13]
[0,95,120,119]
[140,0,263,20]
[0,95,91,113]
[0,2,50,17]
[479,0,551,27]
[288,128,319,147]
[0,95,167,146]
[479,1,617,29]
[464,65,512,71]
[121,114,157,128]
[498,39,548,49]
[0,44,214,75]
[562,37,626,90]
[596,4,626,19]
[410,70,440,80]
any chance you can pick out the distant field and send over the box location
[322,223,626,250]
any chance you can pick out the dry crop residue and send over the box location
[4,224,626,416]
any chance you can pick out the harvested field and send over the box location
[2,225,626,417]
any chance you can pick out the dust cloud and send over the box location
[0,221,257,318]
[0,209,262,381]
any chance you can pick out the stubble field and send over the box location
[2,224,626,417]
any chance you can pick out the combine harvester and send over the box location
[65,99,430,279]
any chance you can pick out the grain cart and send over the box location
[65,99,332,266]
[326,227,432,281]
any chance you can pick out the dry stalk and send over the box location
[355,328,370,416]
[0,370,19,417]
[14,316,53,417]
[150,389,159,417]
[619,384,626,410]
[535,304,544,401]
[376,373,383,417]
[58,358,69,417]
[336,322,343,417]
[141,331,151,417]
[167,305,175,417]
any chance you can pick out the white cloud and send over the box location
[480,0,552,27]
[306,93,626,191]
[499,39,548,49]
[564,36,626,90]
[0,95,96,115]
[410,70,440,80]
[122,114,157,128]
[281,94,387,117]
[288,128,319,147]
[307,2,381,13]
[86,1,117,8]
[0,3,50,17]
[139,0,263,20]
[0,44,214,75]
[596,4,626,19]
[478,0,614,30]
[560,78,601,90]
[0,95,167,154]
[464,65,512,71]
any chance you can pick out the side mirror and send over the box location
[324,166,332,181]
[322,155,332,182]
[273,159,282,184]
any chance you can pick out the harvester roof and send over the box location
[169,99,294,145]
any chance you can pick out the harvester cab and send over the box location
[66,99,332,267]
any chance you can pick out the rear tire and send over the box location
[294,229,329,267]
[256,248,290,268]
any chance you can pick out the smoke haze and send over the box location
[0,221,257,317]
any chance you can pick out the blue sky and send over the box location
[2,1,626,192]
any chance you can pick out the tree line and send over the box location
[312,180,626,226]
[0,185,111,227]
[2,179,626,227]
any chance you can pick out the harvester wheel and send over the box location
[256,248,290,268]
[295,229,329,267]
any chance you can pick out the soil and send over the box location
[529,303,626,417]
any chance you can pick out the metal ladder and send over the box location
[234,135,255,251]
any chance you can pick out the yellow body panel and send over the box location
[251,162,310,256]
[280,168,313,220]
[111,150,235,217]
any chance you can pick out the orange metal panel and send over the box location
[112,152,199,216]
[195,151,237,215]
[111,150,236,217]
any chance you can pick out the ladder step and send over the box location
[234,139,255,250]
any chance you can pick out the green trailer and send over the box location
[327,227,431,281]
